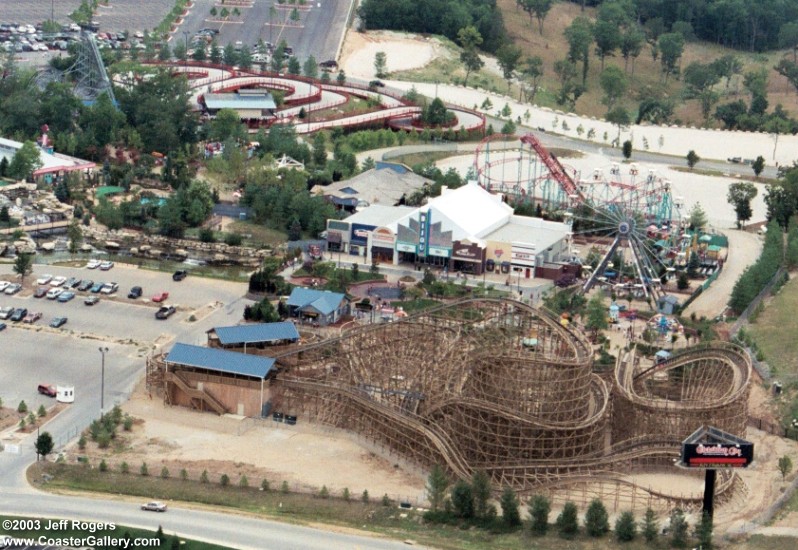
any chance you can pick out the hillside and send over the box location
[497,1,798,126]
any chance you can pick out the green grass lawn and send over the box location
[749,275,798,379]
[0,515,231,549]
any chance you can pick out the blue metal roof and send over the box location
[212,322,299,346]
[287,288,346,316]
[166,343,275,379]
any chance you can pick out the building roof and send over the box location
[287,288,347,315]
[211,321,300,345]
[341,204,414,228]
[204,92,276,111]
[313,164,432,207]
[165,342,275,379]
[484,215,570,250]
[0,136,96,176]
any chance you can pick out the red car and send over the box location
[38,384,57,397]
[151,292,169,303]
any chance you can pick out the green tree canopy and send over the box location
[8,141,42,180]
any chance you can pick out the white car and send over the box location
[100,282,118,294]
[141,501,167,512]
[50,276,67,287]
[100,260,114,271]
[86,259,101,269]
[36,274,53,285]
[4,283,21,295]
[0,281,10,291]
[46,287,63,300]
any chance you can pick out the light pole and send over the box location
[99,347,109,416]
[182,31,190,69]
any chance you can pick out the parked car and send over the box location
[23,311,42,324]
[172,270,188,281]
[151,291,169,302]
[37,384,57,397]
[57,290,76,302]
[64,277,80,288]
[0,307,13,320]
[46,287,63,300]
[100,282,118,294]
[4,283,21,295]
[86,259,101,269]
[128,286,142,299]
[91,282,105,293]
[0,322,6,331]
[0,281,9,292]
[141,501,167,512]
[50,275,67,287]
[34,286,48,298]
[78,279,94,291]
[50,316,68,328]
[155,305,176,319]
[36,274,53,285]
[10,308,27,321]
[368,80,385,88]
[84,296,99,306]
[100,260,114,270]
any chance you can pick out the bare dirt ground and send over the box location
[339,30,452,80]
[75,382,427,504]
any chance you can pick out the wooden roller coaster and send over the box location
[267,298,752,510]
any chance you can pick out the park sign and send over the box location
[680,426,754,469]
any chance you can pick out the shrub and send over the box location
[199,227,215,243]
[281,480,290,494]
[37,405,47,418]
[140,462,149,476]
[361,489,369,503]
[342,487,350,502]
[96,430,111,449]
[528,494,551,536]
[450,480,473,518]
[319,485,329,499]
[18,400,27,414]
[224,232,243,246]
[200,470,209,483]
[19,418,25,429]
[261,479,270,492]
[585,498,609,537]
[220,474,230,487]
[78,435,87,450]
[500,487,521,527]
[180,469,188,481]
[27,412,36,426]
[123,415,133,431]
[120,461,129,474]
[381,494,391,507]
[99,459,108,472]
[556,501,579,539]
[670,508,688,547]
[239,475,249,488]
[161,467,170,479]
[615,510,637,542]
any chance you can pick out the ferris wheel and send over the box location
[568,162,684,301]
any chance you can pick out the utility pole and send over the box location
[98,346,109,417]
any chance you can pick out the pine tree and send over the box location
[694,511,713,549]
[499,487,521,527]
[450,480,474,518]
[615,510,637,542]
[528,494,551,536]
[585,498,609,537]
[471,470,491,519]
[556,501,579,539]
[426,464,449,512]
[670,508,688,547]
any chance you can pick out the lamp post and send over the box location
[99,347,109,417]
[182,31,190,69]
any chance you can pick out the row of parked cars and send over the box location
[0,306,66,329]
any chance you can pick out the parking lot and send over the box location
[0,262,250,422]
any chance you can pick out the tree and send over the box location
[712,55,742,89]
[677,272,689,290]
[683,62,721,121]
[658,32,685,82]
[585,498,609,537]
[606,106,630,145]
[374,51,387,78]
[585,292,608,339]
[694,511,713,549]
[500,487,521,527]
[288,218,302,241]
[670,508,688,548]
[727,182,758,228]
[8,141,42,181]
[470,471,491,519]
[303,55,318,79]
[565,16,593,85]
[496,44,522,92]
[312,133,327,167]
[621,26,645,73]
[238,49,252,70]
[336,70,346,85]
[289,7,300,23]
[450,480,474,518]
[775,59,798,95]
[686,150,700,170]
[158,42,171,62]
[593,19,621,70]
[528,494,550,535]
[223,43,238,67]
[752,155,766,178]
[519,56,543,102]
[687,204,708,233]
[68,219,83,254]
[13,252,33,284]
[615,510,637,542]
[458,26,484,87]
[35,431,54,460]
[779,455,793,480]
[520,0,553,35]
[287,57,301,75]
[642,508,658,542]
[599,66,627,110]
[622,140,632,159]
[192,45,206,61]
[556,501,579,539]
[426,464,449,512]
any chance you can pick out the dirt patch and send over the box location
[339,30,452,79]
[71,383,427,504]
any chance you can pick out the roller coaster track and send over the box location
[520,133,582,200]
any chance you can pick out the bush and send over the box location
[450,480,473,518]
[78,435,87,450]
[556,501,579,539]
[362,489,369,503]
[224,232,243,246]
[199,227,216,243]
[220,474,230,487]
[140,462,149,476]
[120,461,129,474]
[281,480,290,494]
[528,494,551,536]
[200,470,209,483]
[615,510,637,542]
[96,430,111,449]
[123,415,133,431]
[99,459,108,472]
[670,508,688,547]
[585,498,609,537]
[18,400,27,414]
[239,475,249,488]
[261,479,270,492]
[180,468,188,481]
[500,487,521,527]
[319,485,329,499]
[342,487,350,502]
[37,405,47,418]
[161,467,170,479]
[381,494,391,507]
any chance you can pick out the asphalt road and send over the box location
[174,0,352,65]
